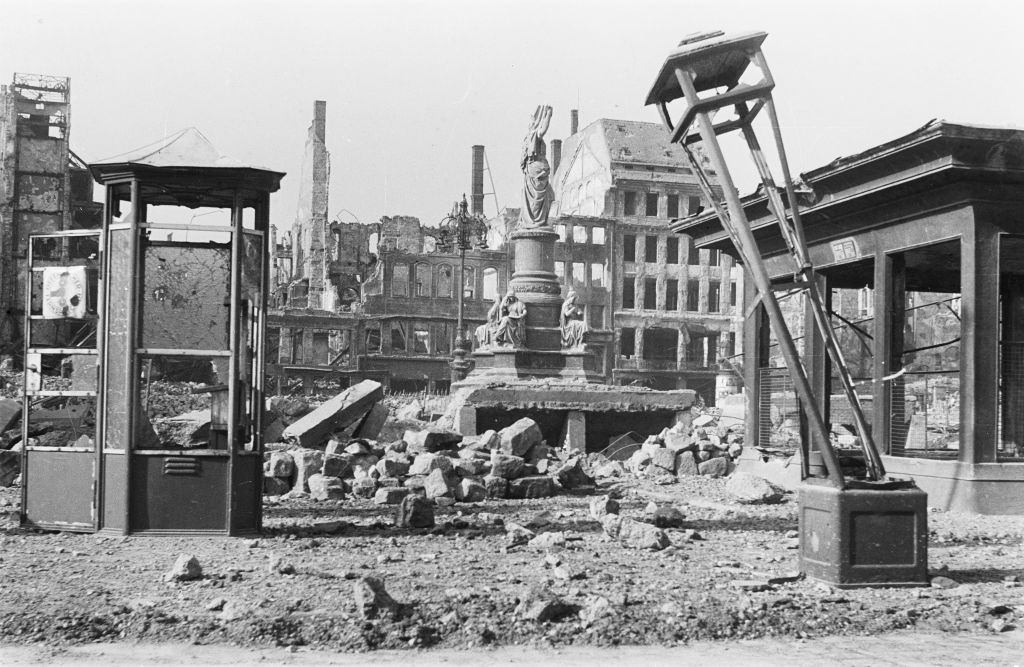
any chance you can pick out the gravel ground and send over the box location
[1,475,1023,654]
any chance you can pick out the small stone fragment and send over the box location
[374,487,411,505]
[505,522,536,547]
[164,554,202,582]
[353,576,399,619]
[395,494,435,528]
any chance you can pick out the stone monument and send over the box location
[467,105,599,381]
[450,106,696,453]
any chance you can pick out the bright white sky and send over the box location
[3,0,1023,232]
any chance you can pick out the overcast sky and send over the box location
[3,0,1023,232]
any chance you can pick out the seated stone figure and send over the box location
[493,290,527,348]
[560,289,588,350]
[475,297,500,348]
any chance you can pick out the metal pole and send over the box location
[673,67,845,485]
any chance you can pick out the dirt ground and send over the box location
[1,474,1023,658]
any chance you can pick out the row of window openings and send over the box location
[554,224,606,245]
[392,264,500,300]
[618,327,728,366]
[621,278,737,312]
[623,192,702,218]
[623,234,722,266]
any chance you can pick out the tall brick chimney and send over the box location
[313,100,326,143]
[570,109,579,135]
[471,145,485,216]
[551,139,562,176]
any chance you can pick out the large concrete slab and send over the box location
[283,380,384,448]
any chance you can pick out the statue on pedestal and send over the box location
[560,289,588,350]
[519,105,554,230]
[492,290,527,348]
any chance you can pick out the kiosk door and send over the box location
[21,230,102,531]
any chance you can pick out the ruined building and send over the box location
[0,73,101,360]
[551,117,743,395]
[267,102,508,393]
[267,107,741,399]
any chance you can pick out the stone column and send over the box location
[509,226,562,350]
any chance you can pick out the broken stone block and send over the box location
[726,472,785,504]
[589,495,620,521]
[508,475,556,499]
[515,586,571,622]
[345,440,372,455]
[505,522,536,546]
[554,457,594,490]
[650,447,678,473]
[354,403,389,440]
[644,503,687,529]
[640,441,663,457]
[579,595,614,624]
[628,449,652,473]
[461,429,499,451]
[674,451,699,477]
[282,380,384,448]
[499,418,543,457]
[408,452,454,477]
[423,468,454,499]
[322,454,353,479]
[484,475,508,499]
[352,576,399,619]
[291,449,324,492]
[350,454,380,478]
[308,474,346,501]
[728,443,744,458]
[374,487,410,505]
[454,478,487,503]
[395,494,435,528]
[693,413,715,428]
[525,443,550,464]
[528,531,566,549]
[664,432,694,452]
[376,457,409,478]
[0,450,21,487]
[489,452,525,480]
[263,476,290,496]
[164,554,203,582]
[453,458,485,477]
[593,460,626,478]
[404,428,463,454]
[377,476,401,488]
[605,515,670,550]
[698,456,733,478]
[351,477,378,499]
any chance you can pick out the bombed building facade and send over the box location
[0,73,101,361]
[268,105,742,398]
[552,117,743,395]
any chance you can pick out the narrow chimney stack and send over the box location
[471,145,485,216]
[570,109,579,135]
[313,100,327,142]
[551,139,562,176]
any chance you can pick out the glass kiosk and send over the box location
[21,128,284,535]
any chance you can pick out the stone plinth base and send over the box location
[449,380,696,453]
[464,346,599,383]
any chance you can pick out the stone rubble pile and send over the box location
[586,407,745,485]
[262,410,594,506]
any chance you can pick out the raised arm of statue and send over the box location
[519,104,555,230]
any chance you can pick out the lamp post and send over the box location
[439,194,487,383]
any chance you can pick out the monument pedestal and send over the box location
[456,225,600,385]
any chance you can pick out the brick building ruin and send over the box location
[0,73,101,362]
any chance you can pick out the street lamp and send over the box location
[438,194,488,383]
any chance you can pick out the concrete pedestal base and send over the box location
[450,380,696,453]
